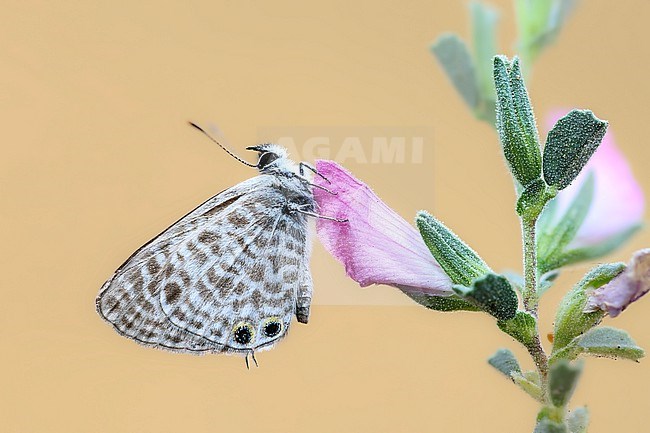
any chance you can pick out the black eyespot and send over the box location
[263,319,282,338]
[258,152,279,169]
[233,323,254,345]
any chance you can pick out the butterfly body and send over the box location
[96,143,315,356]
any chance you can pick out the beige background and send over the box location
[2,1,649,432]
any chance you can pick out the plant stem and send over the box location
[521,217,549,395]
[522,218,538,313]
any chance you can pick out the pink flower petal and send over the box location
[547,109,644,247]
[313,160,453,296]
[584,249,650,317]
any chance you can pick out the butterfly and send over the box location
[96,123,343,367]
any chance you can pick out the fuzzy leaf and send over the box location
[471,1,498,120]
[567,407,589,433]
[454,273,518,321]
[537,187,560,235]
[549,360,582,407]
[512,371,543,402]
[406,292,481,312]
[552,263,625,358]
[543,109,608,190]
[516,0,577,66]
[431,34,480,111]
[538,271,559,296]
[494,55,542,187]
[516,178,556,221]
[488,348,521,378]
[578,326,645,361]
[534,419,568,433]
[538,172,595,274]
[498,311,537,347]
[548,224,642,271]
[416,211,491,287]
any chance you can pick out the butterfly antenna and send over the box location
[188,122,256,168]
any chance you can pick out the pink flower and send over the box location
[313,160,453,297]
[584,249,650,317]
[547,110,644,247]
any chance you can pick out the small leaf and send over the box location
[431,34,480,110]
[567,407,589,433]
[537,187,560,235]
[543,109,608,190]
[578,326,645,361]
[516,178,556,222]
[547,224,642,271]
[512,371,543,402]
[470,2,498,103]
[516,0,577,66]
[416,211,491,287]
[406,292,481,312]
[534,419,568,433]
[488,348,521,378]
[498,311,537,347]
[494,55,542,187]
[549,360,582,407]
[538,271,560,296]
[552,263,625,358]
[454,273,518,321]
[538,172,595,274]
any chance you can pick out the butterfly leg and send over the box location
[289,203,349,223]
[244,351,259,369]
[299,161,331,184]
[287,170,337,195]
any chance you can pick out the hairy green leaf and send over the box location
[543,109,608,190]
[578,326,645,361]
[534,419,568,433]
[498,311,537,347]
[552,263,624,358]
[488,348,521,378]
[512,371,543,402]
[406,292,481,312]
[454,273,518,321]
[516,178,556,222]
[416,211,491,287]
[547,224,642,271]
[567,407,589,433]
[494,55,542,187]
[538,172,594,274]
[431,34,480,110]
[549,360,582,407]
[471,2,498,102]
[516,0,577,66]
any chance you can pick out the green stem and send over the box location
[521,217,550,398]
[522,218,538,312]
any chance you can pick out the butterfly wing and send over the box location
[158,179,312,353]
[96,174,312,355]
[96,176,267,353]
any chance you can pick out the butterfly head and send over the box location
[247,144,293,173]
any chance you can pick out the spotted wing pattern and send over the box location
[96,174,313,354]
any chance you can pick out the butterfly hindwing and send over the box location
[96,173,313,355]
[159,179,309,352]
